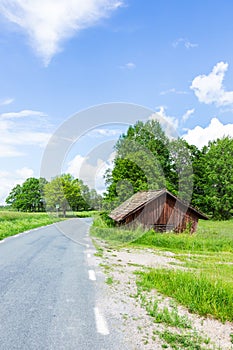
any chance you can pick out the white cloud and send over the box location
[88,128,122,137]
[16,167,34,178]
[0,167,34,204]
[0,0,124,65]
[160,88,188,95]
[149,106,179,138]
[190,61,233,106]
[182,108,195,122]
[1,109,47,119]
[119,62,136,70]
[0,109,51,157]
[0,98,14,106]
[66,152,115,192]
[183,117,233,148]
[173,38,198,49]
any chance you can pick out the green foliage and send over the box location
[137,269,233,322]
[104,120,171,207]
[139,294,191,328]
[0,211,62,240]
[156,329,210,350]
[6,177,47,212]
[43,174,102,217]
[104,118,233,220]
[194,137,233,220]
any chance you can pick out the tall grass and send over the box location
[137,268,233,322]
[0,211,62,240]
[133,220,233,253]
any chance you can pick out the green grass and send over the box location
[136,268,233,322]
[91,215,233,323]
[75,210,99,218]
[133,219,233,253]
[139,293,191,328]
[155,329,210,350]
[0,211,62,240]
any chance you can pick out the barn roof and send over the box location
[109,189,208,222]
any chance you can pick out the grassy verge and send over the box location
[133,219,233,253]
[136,268,233,322]
[91,214,233,324]
[0,211,63,240]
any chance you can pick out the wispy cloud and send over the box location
[160,88,188,96]
[182,108,195,122]
[0,0,124,66]
[89,128,122,137]
[0,98,14,106]
[1,109,47,119]
[120,62,136,70]
[190,61,233,107]
[173,38,198,49]
[0,108,51,157]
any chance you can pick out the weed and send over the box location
[139,294,191,328]
[106,276,114,285]
[156,329,210,349]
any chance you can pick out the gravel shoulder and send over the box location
[93,238,233,350]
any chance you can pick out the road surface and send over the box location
[0,218,128,350]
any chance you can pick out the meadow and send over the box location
[0,211,63,240]
[91,216,233,323]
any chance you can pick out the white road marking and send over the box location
[94,307,109,335]
[87,253,91,258]
[88,270,96,281]
[86,244,90,248]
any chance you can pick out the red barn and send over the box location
[109,189,208,233]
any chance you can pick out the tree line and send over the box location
[6,174,102,216]
[6,119,233,220]
[103,120,233,220]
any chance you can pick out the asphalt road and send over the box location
[0,218,127,350]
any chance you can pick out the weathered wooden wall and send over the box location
[121,193,199,233]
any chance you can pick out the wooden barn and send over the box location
[109,189,208,233]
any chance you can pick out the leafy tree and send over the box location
[168,138,194,203]
[104,120,171,207]
[43,174,96,216]
[196,137,233,219]
[6,184,22,210]
[6,178,47,212]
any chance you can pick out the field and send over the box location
[0,210,97,241]
[91,216,233,323]
[0,211,63,240]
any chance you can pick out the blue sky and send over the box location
[1,0,233,203]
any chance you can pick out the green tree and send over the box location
[104,120,171,207]
[6,178,47,212]
[6,184,22,210]
[197,137,233,219]
[43,174,91,216]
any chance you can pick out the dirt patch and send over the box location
[94,238,233,350]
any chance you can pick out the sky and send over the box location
[1,0,233,203]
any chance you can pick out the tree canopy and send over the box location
[104,120,233,220]
[6,174,102,216]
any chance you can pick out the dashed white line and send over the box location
[87,253,91,258]
[94,307,109,335]
[88,269,96,281]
